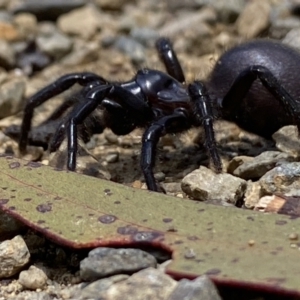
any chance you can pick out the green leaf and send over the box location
[0,155,300,296]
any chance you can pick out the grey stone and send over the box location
[0,76,26,119]
[259,162,300,196]
[37,22,73,59]
[114,36,146,64]
[80,274,129,299]
[232,151,295,180]
[97,268,177,300]
[236,0,271,38]
[181,166,247,205]
[243,181,262,209]
[18,265,48,290]
[130,27,159,47]
[282,28,300,51]
[0,39,15,68]
[272,126,300,158]
[159,7,216,38]
[61,40,99,66]
[0,235,30,278]
[168,276,221,300]
[57,4,101,39]
[80,247,157,281]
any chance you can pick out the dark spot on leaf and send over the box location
[103,188,113,196]
[8,206,16,210]
[26,161,42,168]
[133,231,162,242]
[114,201,121,204]
[54,196,62,200]
[198,208,205,212]
[262,241,268,244]
[88,213,94,216]
[9,162,20,169]
[117,226,138,235]
[206,268,221,275]
[98,214,117,224]
[270,251,277,255]
[174,240,183,244]
[265,277,286,285]
[2,187,7,190]
[231,258,239,263]
[37,220,45,224]
[247,216,254,221]
[276,246,283,251]
[11,189,16,192]
[207,222,213,225]
[163,218,172,223]
[76,215,83,219]
[0,199,9,205]
[24,198,32,202]
[36,203,52,213]
[37,185,42,188]
[187,236,199,241]
[10,196,15,199]
[142,219,148,222]
[275,220,287,225]
[166,226,177,232]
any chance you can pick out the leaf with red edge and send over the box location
[0,155,300,297]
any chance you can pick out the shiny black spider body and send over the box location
[8,38,300,192]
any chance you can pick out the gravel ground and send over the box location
[0,0,300,299]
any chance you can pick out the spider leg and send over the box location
[221,65,300,132]
[188,81,222,173]
[64,84,153,170]
[19,72,107,153]
[39,96,77,126]
[141,109,190,192]
[156,37,185,83]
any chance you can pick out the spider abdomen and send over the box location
[208,39,300,137]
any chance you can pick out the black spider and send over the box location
[7,38,300,192]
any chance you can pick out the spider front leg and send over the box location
[19,72,107,153]
[188,81,222,172]
[141,109,190,192]
[63,84,153,171]
[156,37,185,83]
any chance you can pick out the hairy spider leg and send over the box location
[19,72,107,153]
[155,37,186,83]
[141,109,190,191]
[64,84,153,170]
[221,65,300,132]
[188,81,222,172]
